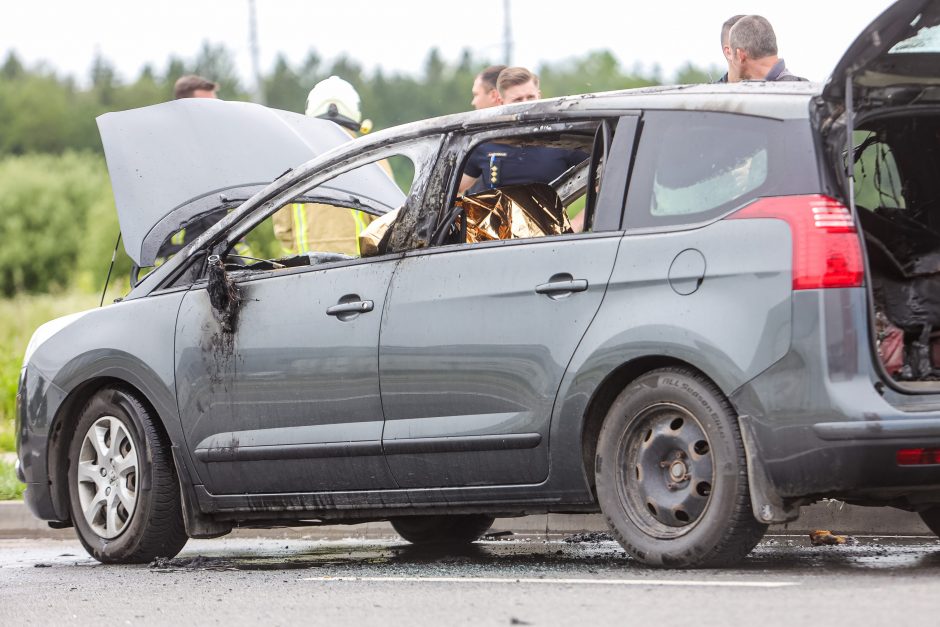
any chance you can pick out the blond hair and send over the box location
[496,67,539,97]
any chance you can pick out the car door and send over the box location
[175,256,400,495]
[378,118,634,488]
[173,144,433,496]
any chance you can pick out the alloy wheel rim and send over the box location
[75,415,139,539]
[617,403,714,539]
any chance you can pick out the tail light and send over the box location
[897,448,940,466]
[726,195,864,290]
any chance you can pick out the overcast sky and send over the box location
[2,0,896,90]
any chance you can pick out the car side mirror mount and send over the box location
[206,254,241,333]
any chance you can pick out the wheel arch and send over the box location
[579,356,729,497]
[46,376,170,522]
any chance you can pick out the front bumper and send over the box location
[732,288,940,509]
[17,364,68,521]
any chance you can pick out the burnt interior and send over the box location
[855,114,940,382]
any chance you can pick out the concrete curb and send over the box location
[0,500,931,540]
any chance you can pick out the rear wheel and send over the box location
[595,367,766,568]
[67,387,188,564]
[390,514,495,545]
[920,506,940,537]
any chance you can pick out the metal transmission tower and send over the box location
[503,0,513,66]
[248,0,264,104]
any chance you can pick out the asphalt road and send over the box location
[2,534,938,626]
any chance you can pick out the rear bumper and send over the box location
[732,288,940,508]
[813,418,940,441]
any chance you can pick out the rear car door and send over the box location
[378,117,637,488]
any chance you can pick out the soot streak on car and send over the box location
[14,0,940,568]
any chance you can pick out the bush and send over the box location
[0,460,25,500]
[0,152,133,296]
[0,291,105,452]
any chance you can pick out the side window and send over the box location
[441,124,607,245]
[853,131,906,211]
[223,154,415,272]
[626,111,783,229]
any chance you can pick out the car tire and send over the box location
[919,506,940,537]
[390,514,495,545]
[594,367,767,568]
[67,387,189,564]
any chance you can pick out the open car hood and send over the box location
[824,0,940,103]
[97,99,403,267]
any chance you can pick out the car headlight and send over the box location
[22,310,93,366]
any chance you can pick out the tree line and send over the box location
[0,43,720,155]
[0,44,718,296]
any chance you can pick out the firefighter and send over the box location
[272,76,381,257]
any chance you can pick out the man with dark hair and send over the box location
[173,75,218,99]
[496,66,541,104]
[716,14,746,83]
[728,15,807,82]
[470,64,507,110]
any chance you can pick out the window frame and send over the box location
[429,116,631,250]
[170,134,443,288]
[622,110,819,232]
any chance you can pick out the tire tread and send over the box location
[597,367,767,568]
[70,387,188,564]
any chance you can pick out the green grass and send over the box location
[0,291,108,453]
[0,422,13,452]
[0,460,24,500]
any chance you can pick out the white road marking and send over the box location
[301,576,797,588]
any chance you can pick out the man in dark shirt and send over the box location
[470,64,507,110]
[716,15,745,83]
[461,143,588,193]
[727,15,807,82]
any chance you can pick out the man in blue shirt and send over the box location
[458,68,589,194]
[460,143,587,193]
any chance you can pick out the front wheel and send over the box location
[390,514,495,545]
[595,367,766,568]
[67,387,189,564]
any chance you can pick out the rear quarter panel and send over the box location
[547,219,793,489]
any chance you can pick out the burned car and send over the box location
[14,0,940,567]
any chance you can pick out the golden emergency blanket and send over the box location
[458,183,572,243]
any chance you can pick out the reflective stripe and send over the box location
[293,203,308,254]
[234,240,252,257]
[351,210,369,256]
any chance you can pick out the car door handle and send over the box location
[326,300,374,316]
[535,279,588,295]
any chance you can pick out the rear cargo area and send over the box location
[853,113,940,384]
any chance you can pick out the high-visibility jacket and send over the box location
[272,125,391,257]
[156,208,252,265]
[272,203,376,257]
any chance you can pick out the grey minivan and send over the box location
[15,0,940,567]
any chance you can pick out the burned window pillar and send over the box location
[206,254,241,334]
